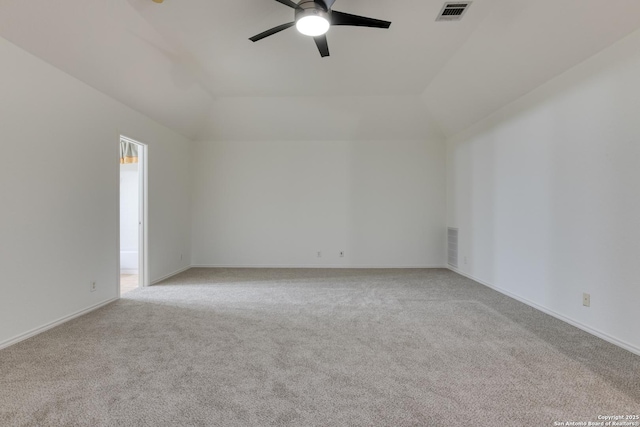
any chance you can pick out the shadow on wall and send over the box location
[449,133,497,281]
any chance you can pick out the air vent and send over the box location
[436,2,472,21]
[447,227,459,268]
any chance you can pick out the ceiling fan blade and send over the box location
[274,0,302,9]
[314,35,330,57]
[249,22,296,42]
[314,0,336,11]
[331,10,391,28]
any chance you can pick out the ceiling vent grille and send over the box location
[448,227,459,268]
[436,2,472,21]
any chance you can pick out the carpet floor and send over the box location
[1,268,638,426]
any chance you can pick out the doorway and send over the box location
[119,136,147,295]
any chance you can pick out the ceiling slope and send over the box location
[421,0,640,137]
[0,0,212,139]
[127,0,496,97]
[2,0,640,140]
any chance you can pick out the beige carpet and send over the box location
[1,268,638,426]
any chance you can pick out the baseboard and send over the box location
[150,265,191,285]
[448,267,640,357]
[120,269,138,275]
[0,297,118,351]
[191,264,449,269]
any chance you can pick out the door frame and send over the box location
[117,135,149,296]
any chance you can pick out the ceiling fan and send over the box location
[249,0,391,57]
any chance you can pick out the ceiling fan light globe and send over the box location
[296,16,330,37]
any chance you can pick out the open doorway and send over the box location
[119,136,147,295]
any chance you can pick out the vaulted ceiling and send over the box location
[2,0,640,140]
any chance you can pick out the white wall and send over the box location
[192,139,446,267]
[447,29,640,353]
[0,37,192,347]
[120,163,139,273]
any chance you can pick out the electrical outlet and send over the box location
[90,281,97,292]
[464,256,468,265]
[583,293,590,307]
[339,251,344,258]
[317,251,322,258]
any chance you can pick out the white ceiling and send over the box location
[1,0,640,140]
[127,0,495,97]
[422,0,640,136]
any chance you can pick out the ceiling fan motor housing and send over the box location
[295,0,330,23]
[249,0,391,57]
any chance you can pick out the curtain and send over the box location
[120,139,139,164]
